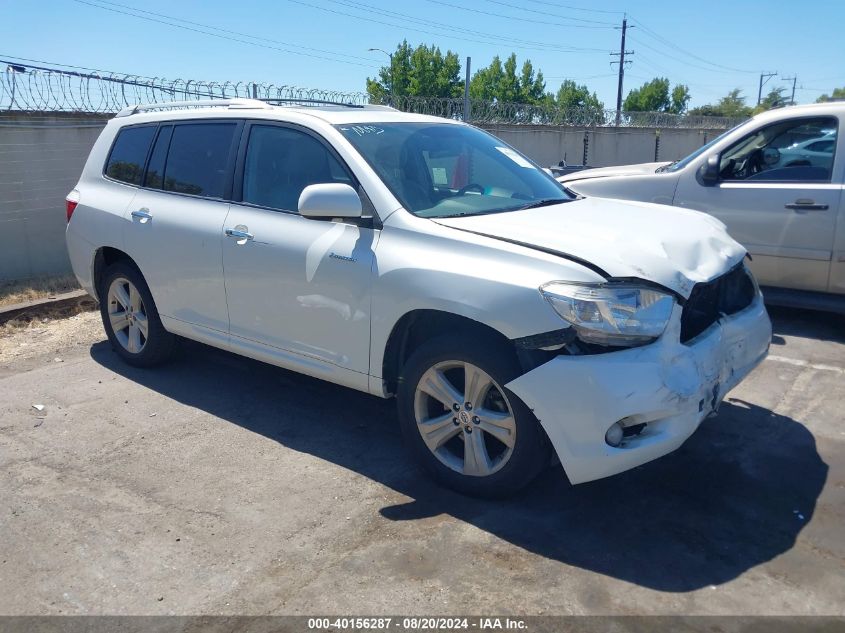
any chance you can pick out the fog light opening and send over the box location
[623,422,647,438]
[605,422,624,447]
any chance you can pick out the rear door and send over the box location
[675,116,840,292]
[124,120,241,336]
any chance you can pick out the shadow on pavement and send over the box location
[768,305,844,344]
[91,336,827,593]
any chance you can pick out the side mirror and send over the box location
[698,153,720,186]
[298,183,363,219]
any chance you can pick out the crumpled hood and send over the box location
[434,197,746,298]
[559,161,669,183]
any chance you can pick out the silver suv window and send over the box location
[336,122,571,218]
[719,117,837,182]
[160,123,238,198]
[242,125,353,212]
[104,125,156,185]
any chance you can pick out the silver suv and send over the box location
[66,99,771,497]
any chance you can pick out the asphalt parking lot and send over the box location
[1,306,843,615]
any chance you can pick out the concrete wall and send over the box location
[0,113,107,282]
[0,112,725,283]
[478,123,721,168]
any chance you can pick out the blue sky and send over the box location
[1,0,843,108]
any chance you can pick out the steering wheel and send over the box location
[457,183,484,196]
[741,149,765,178]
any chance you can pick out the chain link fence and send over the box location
[2,60,743,129]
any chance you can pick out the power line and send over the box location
[482,0,617,25]
[522,0,624,14]
[0,53,160,79]
[628,16,758,74]
[320,0,605,52]
[626,34,753,76]
[285,0,605,54]
[545,72,617,80]
[70,0,381,69]
[423,0,616,29]
[86,0,381,63]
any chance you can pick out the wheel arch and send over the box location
[92,246,139,301]
[380,309,517,397]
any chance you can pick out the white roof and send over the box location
[114,98,459,126]
[752,101,845,123]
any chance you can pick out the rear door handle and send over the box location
[785,199,829,211]
[225,227,254,241]
[131,208,153,222]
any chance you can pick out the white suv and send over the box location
[66,99,772,497]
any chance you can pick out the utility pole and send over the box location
[782,75,797,105]
[757,71,777,105]
[463,56,471,122]
[611,14,634,126]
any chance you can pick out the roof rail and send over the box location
[256,97,365,108]
[115,98,273,118]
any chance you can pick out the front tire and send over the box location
[99,261,175,368]
[397,333,550,498]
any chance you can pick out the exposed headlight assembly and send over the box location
[540,282,675,347]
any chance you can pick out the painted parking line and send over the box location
[766,354,844,374]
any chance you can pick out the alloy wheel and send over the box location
[413,360,517,477]
[106,277,148,354]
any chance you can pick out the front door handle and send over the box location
[225,227,254,241]
[131,208,153,222]
[785,199,829,212]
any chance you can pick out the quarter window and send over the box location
[242,125,353,212]
[161,123,237,198]
[105,125,156,185]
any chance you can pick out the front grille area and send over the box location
[680,263,756,343]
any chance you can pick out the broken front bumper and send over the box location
[505,294,771,485]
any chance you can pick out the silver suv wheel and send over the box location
[413,360,517,477]
[106,277,148,354]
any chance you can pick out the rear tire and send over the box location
[99,261,175,368]
[397,333,550,498]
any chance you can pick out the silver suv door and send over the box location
[675,115,841,292]
[123,120,241,335]
[222,122,376,384]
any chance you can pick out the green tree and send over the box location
[688,89,753,118]
[670,84,691,114]
[554,79,604,111]
[817,86,845,102]
[753,87,787,113]
[519,60,547,104]
[623,77,671,112]
[468,55,503,100]
[366,40,462,101]
[469,53,546,104]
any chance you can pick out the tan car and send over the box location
[560,103,845,314]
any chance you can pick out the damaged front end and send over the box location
[506,262,771,485]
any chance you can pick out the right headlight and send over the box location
[540,282,675,347]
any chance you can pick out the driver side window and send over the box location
[719,117,837,182]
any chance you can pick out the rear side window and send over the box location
[162,123,237,198]
[105,126,156,185]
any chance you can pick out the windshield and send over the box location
[661,123,745,173]
[335,122,572,218]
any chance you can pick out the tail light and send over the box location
[66,190,80,223]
